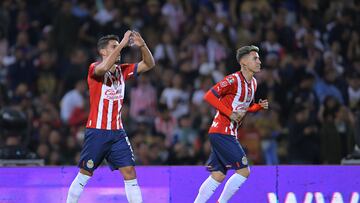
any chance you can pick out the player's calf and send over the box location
[194,175,221,203]
[66,170,92,203]
[119,166,143,203]
[217,169,249,203]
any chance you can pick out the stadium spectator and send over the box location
[60,80,86,123]
[130,74,157,122]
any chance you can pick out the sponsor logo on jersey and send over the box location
[104,89,122,100]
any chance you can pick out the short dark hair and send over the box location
[236,45,259,62]
[97,34,119,51]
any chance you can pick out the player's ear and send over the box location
[99,48,106,57]
[240,57,247,67]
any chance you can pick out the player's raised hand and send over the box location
[259,99,269,109]
[120,30,132,47]
[230,111,246,123]
[131,31,146,47]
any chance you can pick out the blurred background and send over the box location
[0,0,359,167]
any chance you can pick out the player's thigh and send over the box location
[106,132,135,171]
[78,128,112,172]
[206,145,228,175]
[209,133,249,170]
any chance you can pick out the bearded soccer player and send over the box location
[194,45,269,203]
[66,31,155,203]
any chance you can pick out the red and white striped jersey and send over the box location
[86,62,138,130]
[208,71,257,137]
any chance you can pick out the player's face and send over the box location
[246,51,261,73]
[105,40,121,64]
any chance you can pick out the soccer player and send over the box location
[194,45,268,203]
[66,30,155,203]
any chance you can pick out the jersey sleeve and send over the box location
[88,62,102,81]
[121,63,138,81]
[247,103,262,112]
[204,89,232,117]
[88,63,96,78]
[210,75,236,98]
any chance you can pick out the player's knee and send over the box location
[236,167,250,178]
[211,171,226,182]
[119,166,136,180]
[242,169,250,178]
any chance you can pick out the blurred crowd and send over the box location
[0,0,359,166]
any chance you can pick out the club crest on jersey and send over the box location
[242,156,248,165]
[86,159,94,169]
[226,77,235,84]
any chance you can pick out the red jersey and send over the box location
[208,71,257,137]
[86,62,137,130]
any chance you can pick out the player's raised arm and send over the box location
[94,31,132,76]
[131,31,155,73]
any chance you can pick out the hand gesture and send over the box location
[131,31,146,47]
[230,111,246,123]
[120,30,132,47]
[259,99,269,110]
